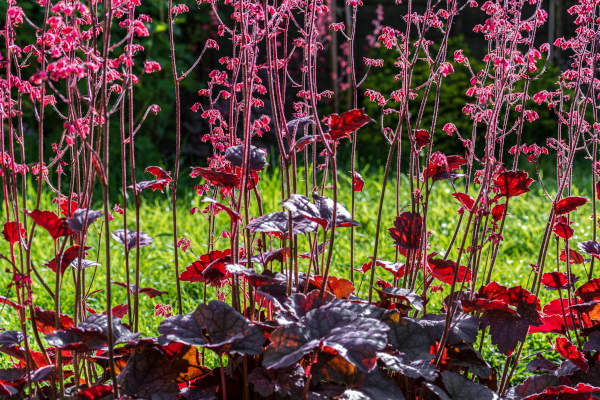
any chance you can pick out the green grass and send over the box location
[0,166,595,385]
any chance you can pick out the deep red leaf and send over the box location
[452,192,474,211]
[179,249,232,286]
[553,222,573,240]
[493,170,534,198]
[389,212,423,250]
[414,129,430,150]
[576,278,600,301]
[541,272,578,290]
[32,307,75,334]
[44,245,89,275]
[554,337,588,372]
[491,204,506,222]
[554,196,588,215]
[27,210,73,239]
[145,166,172,182]
[77,384,114,400]
[349,171,365,192]
[428,258,471,285]
[2,221,25,244]
[328,109,371,140]
[560,248,584,264]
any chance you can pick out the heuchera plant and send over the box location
[3,0,600,398]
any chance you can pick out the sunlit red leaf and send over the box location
[493,170,534,198]
[541,272,578,290]
[428,258,472,285]
[45,245,89,274]
[491,204,506,222]
[179,249,232,286]
[310,276,354,299]
[145,166,172,182]
[528,314,567,334]
[452,192,474,211]
[560,249,584,264]
[349,171,365,192]
[555,196,588,215]
[2,221,25,244]
[202,198,241,222]
[554,337,588,372]
[423,152,466,181]
[389,212,423,250]
[576,278,600,301]
[553,222,573,240]
[77,383,113,400]
[327,109,371,140]
[33,307,75,334]
[414,129,430,150]
[56,198,78,217]
[190,167,239,187]
[361,259,406,279]
[521,383,600,400]
[27,210,73,239]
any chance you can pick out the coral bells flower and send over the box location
[177,237,191,252]
[7,6,24,26]
[329,22,345,31]
[346,0,363,6]
[171,4,189,15]
[363,57,384,67]
[438,62,454,77]
[442,123,457,136]
[144,60,161,74]
[205,39,219,50]
[155,303,173,318]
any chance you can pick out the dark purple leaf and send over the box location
[29,365,56,382]
[263,300,389,372]
[67,208,103,232]
[111,229,154,251]
[312,193,359,229]
[248,366,306,398]
[526,354,558,372]
[376,287,423,311]
[0,330,24,348]
[578,241,600,258]
[224,145,268,171]
[339,370,404,400]
[418,313,479,345]
[246,211,317,237]
[378,352,438,381]
[386,318,434,360]
[117,345,181,399]
[159,300,265,355]
[441,371,499,400]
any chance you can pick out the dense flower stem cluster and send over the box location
[3,0,600,398]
